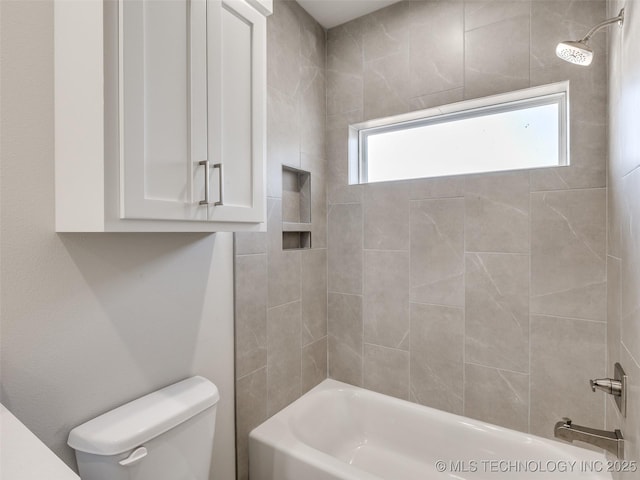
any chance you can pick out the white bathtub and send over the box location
[249,379,613,480]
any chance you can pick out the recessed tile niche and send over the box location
[282,166,311,250]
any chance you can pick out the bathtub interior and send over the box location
[290,390,368,460]
[284,381,612,479]
[250,380,613,480]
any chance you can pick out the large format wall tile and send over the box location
[326,22,363,116]
[531,189,606,321]
[530,0,607,191]
[363,181,411,250]
[465,171,530,253]
[530,315,605,439]
[302,249,327,346]
[608,0,640,468]
[607,256,621,375]
[234,231,267,256]
[616,7,640,178]
[464,363,529,432]
[326,67,363,117]
[364,50,410,120]
[530,0,606,73]
[409,88,464,112]
[303,153,328,249]
[267,198,302,307]
[328,293,363,386]
[267,0,301,98]
[363,251,410,350]
[327,110,363,205]
[302,336,327,393]
[320,0,610,447]
[298,66,326,160]
[529,67,606,191]
[236,2,328,477]
[328,203,363,295]
[410,198,464,307]
[410,174,465,200]
[465,0,530,33]
[235,254,268,378]
[267,86,300,197]
[327,21,362,75]
[408,1,464,98]
[236,368,267,480]
[465,15,530,99]
[465,253,529,373]
[410,303,464,414]
[608,173,623,258]
[299,4,325,68]
[364,343,410,400]
[237,6,327,471]
[362,1,410,62]
[621,167,640,359]
[267,301,302,416]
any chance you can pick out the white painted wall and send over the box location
[0,2,236,479]
[296,0,401,28]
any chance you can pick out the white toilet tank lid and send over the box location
[67,376,219,456]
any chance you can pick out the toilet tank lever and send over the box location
[119,446,148,466]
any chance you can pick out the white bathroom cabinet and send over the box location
[54,0,270,232]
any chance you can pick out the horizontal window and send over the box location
[348,82,569,184]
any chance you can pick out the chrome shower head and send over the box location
[556,40,593,66]
[556,8,624,66]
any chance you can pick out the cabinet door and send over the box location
[120,0,208,221]
[206,0,266,223]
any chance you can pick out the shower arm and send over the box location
[581,9,624,43]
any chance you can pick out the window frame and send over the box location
[348,81,570,185]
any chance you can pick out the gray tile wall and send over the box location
[606,0,640,472]
[327,0,608,439]
[234,1,626,476]
[234,2,326,479]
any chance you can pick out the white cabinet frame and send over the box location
[54,0,268,232]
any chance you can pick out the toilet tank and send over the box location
[68,376,219,480]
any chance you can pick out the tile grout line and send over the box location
[410,195,465,201]
[363,342,409,354]
[462,154,467,415]
[409,300,463,309]
[363,248,410,253]
[621,341,640,371]
[236,365,268,384]
[361,168,365,388]
[530,186,608,194]
[530,312,608,325]
[464,360,529,378]
[604,25,610,421]
[325,20,332,385]
[528,170,533,434]
[267,297,303,311]
[408,185,412,401]
[297,18,304,399]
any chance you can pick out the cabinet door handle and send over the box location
[213,163,224,206]
[199,160,210,206]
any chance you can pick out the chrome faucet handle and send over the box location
[562,417,572,426]
[590,378,623,396]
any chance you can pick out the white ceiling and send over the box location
[296,0,403,29]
